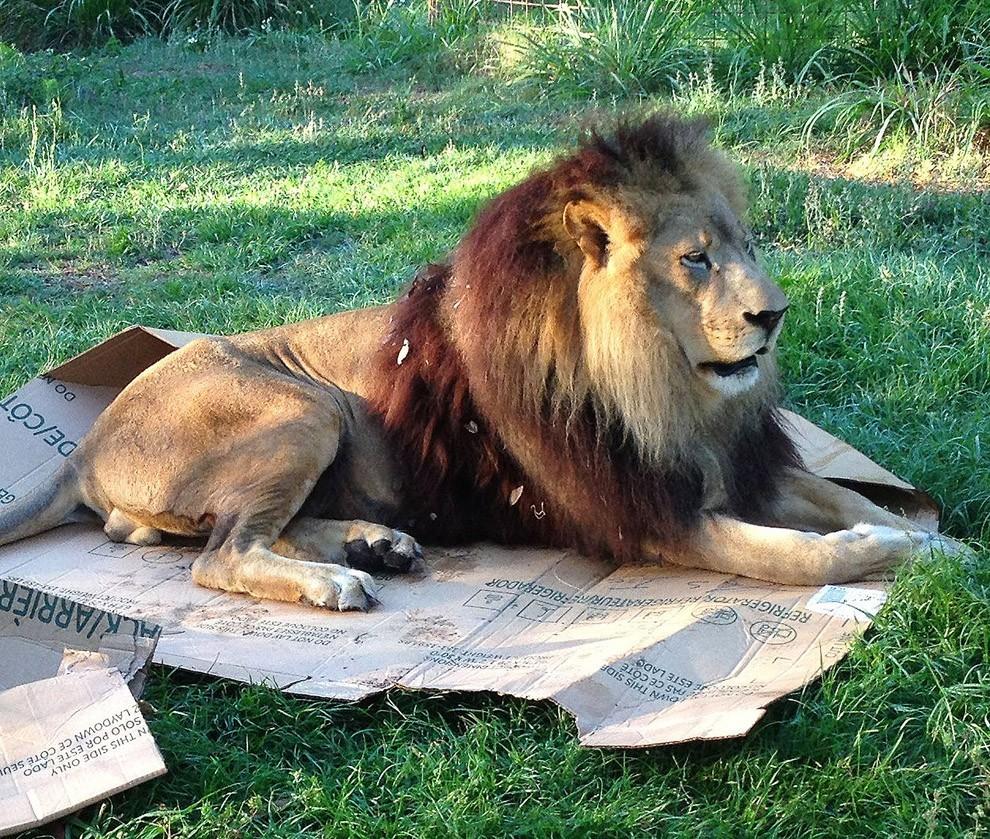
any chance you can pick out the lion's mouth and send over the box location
[700,354,759,378]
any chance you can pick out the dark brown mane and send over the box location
[587,113,713,182]
[365,263,541,547]
[366,115,800,560]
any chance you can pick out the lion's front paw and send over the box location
[917,531,975,561]
[822,523,933,582]
[300,564,379,611]
[344,523,423,573]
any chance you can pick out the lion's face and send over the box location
[564,186,787,408]
[642,189,788,398]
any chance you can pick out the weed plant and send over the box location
[838,0,990,78]
[717,0,839,81]
[803,65,987,158]
[506,0,702,98]
[0,0,354,49]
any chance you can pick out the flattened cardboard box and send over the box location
[0,326,938,749]
[0,582,165,836]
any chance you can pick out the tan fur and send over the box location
[0,118,952,611]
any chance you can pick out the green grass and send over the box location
[501,0,702,98]
[0,0,355,50]
[2,33,989,838]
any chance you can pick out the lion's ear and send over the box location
[562,200,610,267]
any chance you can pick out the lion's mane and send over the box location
[367,115,800,561]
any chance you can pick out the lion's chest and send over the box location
[694,442,733,511]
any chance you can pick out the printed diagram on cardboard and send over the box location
[0,326,938,749]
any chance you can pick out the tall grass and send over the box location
[0,0,353,49]
[499,0,990,103]
[4,0,990,96]
[0,0,162,48]
[803,65,988,157]
[162,0,352,36]
[345,0,489,75]
[717,0,839,81]
[507,0,701,98]
[839,0,990,78]
[1,0,988,166]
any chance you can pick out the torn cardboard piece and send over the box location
[0,580,160,694]
[0,326,938,749]
[0,669,165,838]
[0,583,165,836]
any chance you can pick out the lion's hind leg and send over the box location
[192,534,378,611]
[104,508,163,547]
[191,496,380,612]
[186,386,379,611]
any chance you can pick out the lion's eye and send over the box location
[681,251,711,270]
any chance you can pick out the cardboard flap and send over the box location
[0,584,164,835]
[782,410,911,488]
[781,410,937,524]
[0,669,166,837]
[47,326,198,389]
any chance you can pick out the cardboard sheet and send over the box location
[0,326,938,749]
[0,580,159,694]
[0,581,165,836]
[0,669,165,837]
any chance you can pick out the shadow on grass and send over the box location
[4,124,989,279]
[2,189,486,278]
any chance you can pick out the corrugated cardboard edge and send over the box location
[48,326,200,388]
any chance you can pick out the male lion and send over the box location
[0,115,941,611]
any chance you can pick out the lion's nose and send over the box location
[744,307,787,335]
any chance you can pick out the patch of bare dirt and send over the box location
[36,263,121,291]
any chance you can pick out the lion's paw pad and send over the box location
[345,527,423,573]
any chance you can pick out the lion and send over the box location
[0,114,943,611]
